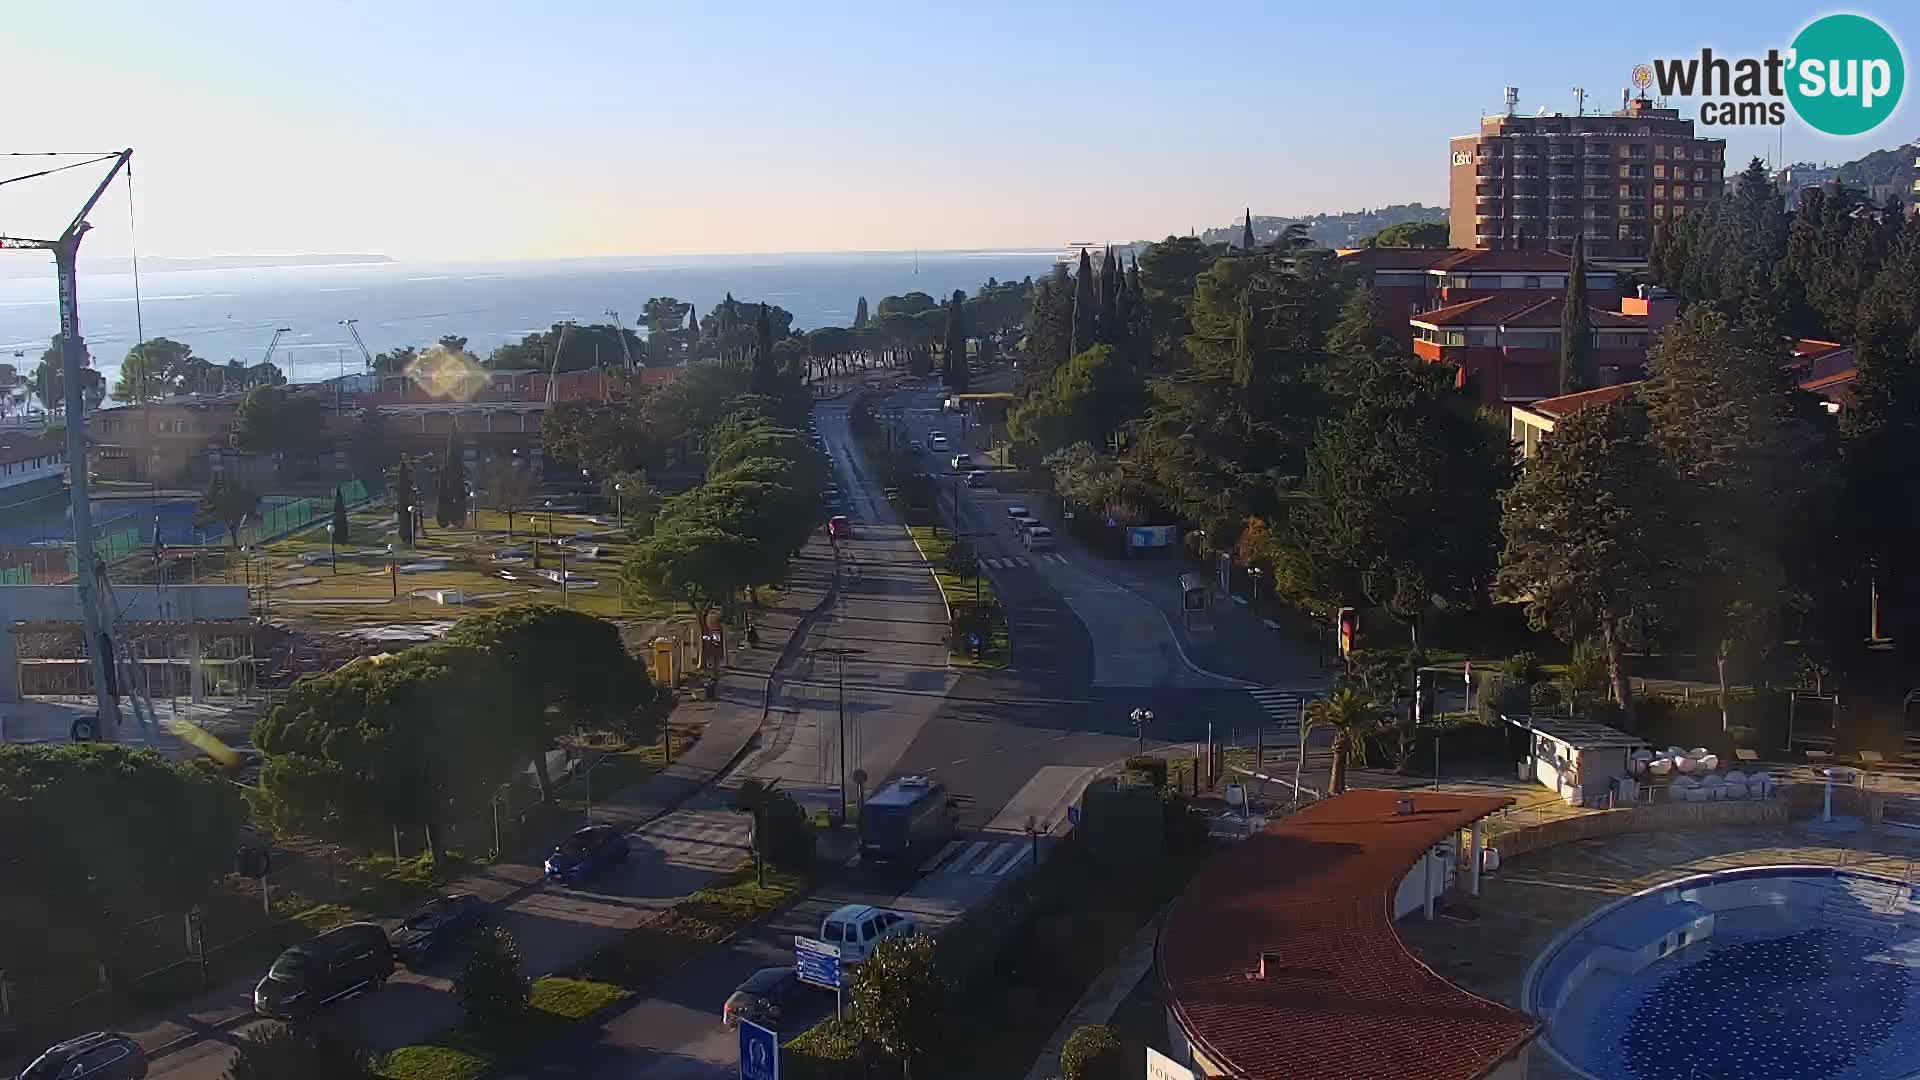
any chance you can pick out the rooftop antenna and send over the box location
[1504,86,1519,117]
[0,148,134,740]
[1573,87,1587,116]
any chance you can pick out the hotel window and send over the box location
[1653,164,1666,179]
[1674,145,1689,160]
[1444,330,1466,347]
[1524,276,1541,289]
[1619,164,1631,178]
[1654,144,1666,158]
[1619,184,1630,198]
[1693,185,1705,199]
[1654,204,1666,218]
[1654,185,1665,200]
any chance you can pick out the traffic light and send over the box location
[1336,607,1357,658]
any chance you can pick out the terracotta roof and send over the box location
[1801,367,1857,396]
[1429,248,1577,272]
[1792,338,1848,361]
[1337,247,1462,271]
[1160,789,1533,1080]
[1413,293,1648,329]
[1520,381,1642,419]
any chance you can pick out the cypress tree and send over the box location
[1558,234,1594,394]
[944,290,969,391]
[1071,248,1097,357]
[753,303,776,394]
[436,430,467,528]
[854,296,869,329]
[393,456,416,547]
[331,486,350,544]
[1098,247,1121,344]
[1241,208,1255,251]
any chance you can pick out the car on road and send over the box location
[908,439,923,452]
[1023,524,1056,551]
[253,922,393,1020]
[1005,504,1029,524]
[828,515,852,540]
[963,469,988,488]
[821,904,917,964]
[17,1032,147,1080]
[543,824,630,884]
[722,966,807,1030]
[1014,514,1043,536]
[950,453,972,471]
[928,433,949,452]
[390,893,489,966]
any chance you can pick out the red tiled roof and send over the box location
[638,366,685,388]
[1160,789,1533,1080]
[1522,381,1642,419]
[1337,247,1462,271]
[1800,367,1857,396]
[1792,338,1848,361]
[1414,293,1647,329]
[1429,248,1577,272]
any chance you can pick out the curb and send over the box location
[1062,554,1262,690]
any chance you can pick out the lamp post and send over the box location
[386,543,397,598]
[1130,707,1154,757]
[544,499,553,542]
[810,646,867,820]
[325,522,336,575]
[613,482,623,528]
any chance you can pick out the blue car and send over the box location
[390,893,489,965]
[544,824,630,884]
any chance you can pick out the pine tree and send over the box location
[1558,234,1594,394]
[1241,208,1255,251]
[1070,248,1097,357]
[331,486,350,544]
[854,296,869,329]
[436,430,467,528]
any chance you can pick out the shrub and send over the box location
[223,1024,368,1080]
[1530,681,1564,711]
[1060,1024,1125,1080]
[944,538,979,579]
[1477,672,1530,723]
[1567,639,1608,696]
[1502,651,1542,684]
[1125,754,1168,789]
[734,779,816,872]
[460,925,530,1026]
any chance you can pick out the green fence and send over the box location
[223,480,374,549]
[0,565,31,585]
[68,527,143,571]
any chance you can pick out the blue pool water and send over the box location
[1530,868,1920,1080]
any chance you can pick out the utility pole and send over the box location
[0,149,136,740]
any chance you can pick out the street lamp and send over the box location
[613,482,623,528]
[544,499,554,542]
[1130,707,1154,757]
[386,543,397,598]
[810,646,867,819]
[325,522,336,575]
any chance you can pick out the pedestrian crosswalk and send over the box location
[917,837,1033,877]
[1249,687,1314,735]
[980,553,1068,570]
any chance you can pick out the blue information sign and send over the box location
[739,1017,779,1080]
[794,935,842,990]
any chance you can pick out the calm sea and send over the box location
[0,250,1058,391]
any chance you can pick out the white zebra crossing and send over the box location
[1249,688,1314,734]
[917,837,1032,877]
[979,554,1067,570]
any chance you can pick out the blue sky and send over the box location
[3,1,1913,259]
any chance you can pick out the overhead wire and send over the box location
[0,154,119,190]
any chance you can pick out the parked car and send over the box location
[821,904,917,964]
[543,824,630,884]
[390,893,489,966]
[17,1033,147,1080]
[253,922,393,1019]
[722,966,807,1030]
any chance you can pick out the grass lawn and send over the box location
[906,525,1009,669]
[376,975,629,1080]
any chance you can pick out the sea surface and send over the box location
[0,250,1058,392]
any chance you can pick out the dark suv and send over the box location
[253,922,393,1019]
[18,1032,147,1080]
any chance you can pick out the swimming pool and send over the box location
[1526,866,1920,1080]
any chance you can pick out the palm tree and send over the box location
[1307,688,1377,795]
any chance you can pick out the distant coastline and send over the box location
[0,253,393,279]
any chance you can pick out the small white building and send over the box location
[1511,714,1646,808]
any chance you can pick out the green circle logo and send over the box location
[1788,14,1904,136]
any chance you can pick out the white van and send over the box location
[1024,525,1055,551]
[820,904,917,964]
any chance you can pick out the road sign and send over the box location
[1147,1047,1194,1080]
[794,935,842,990]
[738,1017,779,1080]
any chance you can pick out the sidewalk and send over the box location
[111,544,838,1066]
[1021,913,1164,1080]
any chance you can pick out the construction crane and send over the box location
[604,309,636,371]
[0,148,134,739]
[262,326,292,369]
[339,317,374,372]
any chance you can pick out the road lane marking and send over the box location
[919,839,965,872]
